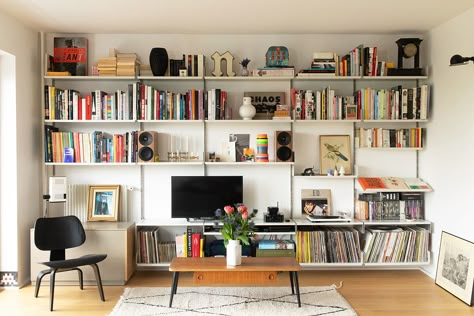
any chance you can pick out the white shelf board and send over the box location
[357,147,423,151]
[138,76,203,80]
[45,119,136,123]
[44,76,136,80]
[293,175,357,179]
[45,162,134,166]
[294,119,360,124]
[292,218,362,226]
[205,119,293,124]
[363,261,430,266]
[360,119,428,123]
[294,76,362,80]
[136,219,204,227]
[138,119,203,123]
[359,76,428,80]
[205,162,293,166]
[204,76,293,81]
[300,262,363,267]
[138,161,204,166]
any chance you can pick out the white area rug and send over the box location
[110,286,357,315]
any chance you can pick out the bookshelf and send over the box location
[41,34,432,271]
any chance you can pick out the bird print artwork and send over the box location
[323,142,348,164]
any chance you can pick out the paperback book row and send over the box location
[44,84,229,121]
[136,227,176,264]
[356,127,423,148]
[44,126,137,163]
[355,192,424,221]
[290,85,429,121]
[175,227,205,258]
[295,228,361,264]
[363,226,429,263]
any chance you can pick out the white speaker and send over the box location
[49,177,67,202]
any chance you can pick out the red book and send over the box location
[85,95,92,120]
[192,233,201,258]
[358,177,387,190]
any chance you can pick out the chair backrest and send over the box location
[34,215,86,255]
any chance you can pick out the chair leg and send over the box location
[90,263,105,301]
[50,269,58,311]
[72,268,84,290]
[35,269,52,298]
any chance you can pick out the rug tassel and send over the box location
[332,281,343,289]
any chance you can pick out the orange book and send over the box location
[358,177,387,190]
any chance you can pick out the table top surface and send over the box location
[169,257,301,272]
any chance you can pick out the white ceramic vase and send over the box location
[226,239,242,266]
[239,97,256,120]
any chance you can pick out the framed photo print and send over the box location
[435,231,474,306]
[319,135,352,175]
[87,185,120,222]
[301,189,332,217]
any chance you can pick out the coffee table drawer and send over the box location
[193,271,277,284]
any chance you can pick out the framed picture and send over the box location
[87,185,120,222]
[301,189,332,216]
[435,231,474,306]
[319,135,352,175]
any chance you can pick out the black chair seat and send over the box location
[34,215,107,311]
[41,254,107,270]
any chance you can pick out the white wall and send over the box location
[0,10,41,286]
[421,8,474,277]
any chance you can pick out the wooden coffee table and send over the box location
[169,256,302,307]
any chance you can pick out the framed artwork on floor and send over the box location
[435,231,474,306]
[319,135,352,175]
[87,185,120,222]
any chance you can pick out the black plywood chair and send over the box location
[34,215,107,311]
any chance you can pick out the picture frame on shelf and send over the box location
[319,135,352,175]
[435,231,474,306]
[301,189,332,217]
[87,185,120,222]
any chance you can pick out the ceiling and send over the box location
[1,0,474,34]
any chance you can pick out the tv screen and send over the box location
[171,176,243,220]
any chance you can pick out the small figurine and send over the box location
[339,165,345,176]
[302,167,315,176]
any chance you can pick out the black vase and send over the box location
[149,47,168,76]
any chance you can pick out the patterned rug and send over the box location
[110,285,357,315]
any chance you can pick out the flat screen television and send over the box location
[171,176,243,220]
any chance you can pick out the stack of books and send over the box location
[256,239,295,257]
[297,52,337,77]
[116,53,139,76]
[97,57,117,76]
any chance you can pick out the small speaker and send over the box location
[275,131,293,162]
[149,47,168,76]
[49,176,67,202]
[138,131,158,162]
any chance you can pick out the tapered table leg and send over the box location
[294,271,301,307]
[169,272,179,307]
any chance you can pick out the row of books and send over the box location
[136,227,177,264]
[357,127,423,148]
[44,84,229,121]
[363,226,429,263]
[359,85,429,120]
[169,54,205,77]
[357,177,432,191]
[44,127,137,163]
[296,46,387,78]
[175,227,205,258]
[295,228,361,263]
[292,88,357,121]
[355,192,424,220]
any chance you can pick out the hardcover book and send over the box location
[358,177,387,190]
[53,37,88,76]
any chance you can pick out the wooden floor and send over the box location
[0,270,472,315]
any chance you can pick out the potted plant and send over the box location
[239,58,251,76]
[215,204,257,265]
